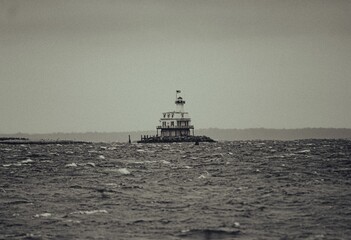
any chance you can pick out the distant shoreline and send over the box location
[1,128,351,142]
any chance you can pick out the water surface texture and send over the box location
[1,140,350,239]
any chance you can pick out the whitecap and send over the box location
[198,171,210,179]
[21,159,34,164]
[144,160,157,163]
[117,168,130,175]
[64,219,81,224]
[86,162,96,167]
[105,183,118,186]
[71,210,108,215]
[297,150,311,153]
[65,163,77,167]
[34,213,52,218]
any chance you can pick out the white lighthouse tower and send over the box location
[157,90,194,137]
[175,95,185,112]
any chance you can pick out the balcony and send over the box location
[160,117,191,121]
[157,125,194,129]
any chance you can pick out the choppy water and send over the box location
[1,139,350,240]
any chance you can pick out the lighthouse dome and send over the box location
[175,96,185,105]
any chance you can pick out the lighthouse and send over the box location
[137,90,215,143]
[157,90,194,137]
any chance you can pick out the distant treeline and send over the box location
[1,128,351,143]
[0,137,29,141]
[195,128,351,141]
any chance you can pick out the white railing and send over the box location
[157,125,194,129]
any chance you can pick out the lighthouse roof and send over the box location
[162,110,188,114]
[175,97,185,104]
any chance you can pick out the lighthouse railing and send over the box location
[156,125,194,129]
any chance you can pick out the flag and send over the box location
[176,90,181,93]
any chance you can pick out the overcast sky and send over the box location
[1,0,350,133]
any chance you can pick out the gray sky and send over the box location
[1,0,350,133]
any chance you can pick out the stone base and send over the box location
[137,135,215,143]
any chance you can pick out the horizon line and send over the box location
[1,127,351,135]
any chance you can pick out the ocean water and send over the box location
[0,139,350,240]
